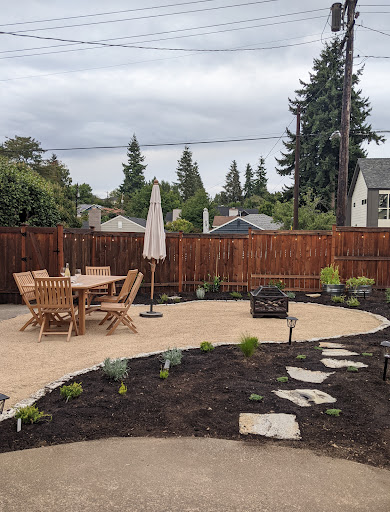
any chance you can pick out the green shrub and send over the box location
[286,291,296,299]
[331,295,345,303]
[326,408,342,417]
[385,288,390,303]
[296,354,306,360]
[230,291,242,299]
[60,382,83,402]
[102,357,128,381]
[159,369,169,379]
[160,348,183,366]
[361,352,373,357]
[118,382,127,395]
[204,274,224,292]
[200,341,215,352]
[320,264,340,285]
[15,405,52,424]
[268,279,285,290]
[346,276,375,288]
[277,376,288,383]
[313,346,323,351]
[158,293,169,304]
[239,334,259,357]
[347,366,358,372]
[249,393,263,401]
[346,297,360,307]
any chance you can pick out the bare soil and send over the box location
[0,291,389,468]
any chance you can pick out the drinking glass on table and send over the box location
[75,268,82,281]
[60,267,66,277]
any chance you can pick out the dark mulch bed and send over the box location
[1,290,389,468]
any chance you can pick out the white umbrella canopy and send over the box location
[141,180,166,317]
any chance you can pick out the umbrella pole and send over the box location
[149,259,156,313]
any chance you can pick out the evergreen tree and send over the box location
[0,136,45,171]
[243,164,254,199]
[181,188,216,231]
[223,160,242,203]
[176,146,204,201]
[276,38,383,210]
[120,134,146,196]
[253,157,268,196]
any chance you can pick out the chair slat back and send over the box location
[123,272,143,308]
[13,271,35,302]
[85,266,111,276]
[117,269,138,302]
[35,277,73,312]
[32,269,49,279]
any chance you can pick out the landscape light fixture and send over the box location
[380,341,390,381]
[286,316,298,345]
[0,393,9,414]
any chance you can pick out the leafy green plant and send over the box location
[331,295,345,303]
[173,296,181,303]
[286,291,296,299]
[160,348,183,366]
[230,291,242,299]
[313,346,323,351]
[200,341,215,352]
[239,334,259,357]
[204,274,224,293]
[326,408,342,417]
[158,293,169,304]
[60,382,83,402]
[159,369,169,379]
[268,279,285,290]
[346,297,360,307]
[118,382,127,395]
[296,354,306,360]
[15,405,52,424]
[346,276,375,288]
[249,393,264,401]
[347,366,358,372]
[102,357,128,381]
[386,288,390,304]
[277,376,288,383]
[361,352,373,357]
[320,264,340,285]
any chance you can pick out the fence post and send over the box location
[331,224,336,265]
[90,227,96,266]
[247,228,252,291]
[178,231,183,293]
[57,224,64,275]
[21,224,27,272]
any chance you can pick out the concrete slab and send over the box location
[286,366,335,383]
[319,342,346,348]
[321,358,368,369]
[239,413,301,440]
[273,389,337,407]
[321,349,359,356]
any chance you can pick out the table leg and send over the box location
[78,289,87,335]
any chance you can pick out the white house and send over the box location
[347,158,390,227]
[100,215,146,233]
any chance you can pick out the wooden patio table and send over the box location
[71,275,126,335]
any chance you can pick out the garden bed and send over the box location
[0,291,389,469]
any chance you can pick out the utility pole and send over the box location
[336,0,358,226]
[293,104,300,230]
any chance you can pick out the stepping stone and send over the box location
[272,389,337,407]
[306,293,321,298]
[286,366,334,383]
[321,349,359,357]
[239,413,301,440]
[319,342,345,348]
[321,358,368,369]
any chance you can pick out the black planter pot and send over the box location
[322,284,346,296]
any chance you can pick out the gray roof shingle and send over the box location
[358,158,390,189]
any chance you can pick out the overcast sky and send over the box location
[1,0,389,199]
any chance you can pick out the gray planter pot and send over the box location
[347,285,372,297]
[322,284,346,296]
[196,287,206,300]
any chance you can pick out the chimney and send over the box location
[172,208,182,222]
[88,207,101,231]
[203,208,209,233]
[229,207,239,217]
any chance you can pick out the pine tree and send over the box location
[253,157,268,196]
[243,164,254,199]
[176,146,204,201]
[276,38,383,210]
[223,160,242,203]
[120,134,146,196]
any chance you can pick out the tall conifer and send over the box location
[223,160,242,203]
[120,134,146,196]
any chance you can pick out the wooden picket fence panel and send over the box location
[1,224,390,303]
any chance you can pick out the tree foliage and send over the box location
[0,136,45,171]
[223,160,242,203]
[165,218,195,233]
[120,134,146,196]
[243,164,254,199]
[125,180,181,219]
[181,188,216,231]
[276,38,384,210]
[253,157,268,196]
[176,146,204,201]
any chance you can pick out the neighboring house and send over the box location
[216,206,258,217]
[100,215,146,233]
[210,214,281,234]
[77,203,104,217]
[347,158,390,227]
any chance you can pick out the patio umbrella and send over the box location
[140,179,166,317]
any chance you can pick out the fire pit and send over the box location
[250,286,289,318]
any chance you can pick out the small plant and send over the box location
[204,274,224,293]
[102,357,128,381]
[158,293,169,304]
[331,295,345,303]
[118,382,128,395]
[361,352,373,357]
[200,341,215,352]
[239,334,259,357]
[286,291,296,299]
[249,393,263,401]
[15,405,52,424]
[326,408,342,417]
[159,369,169,379]
[173,296,181,303]
[196,286,206,299]
[160,347,183,366]
[346,276,375,288]
[320,264,340,285]
[277,376,288,383]
[347,366,358,372]
[313,346,323,351]
[346,297,360,307]
[268,279,285,290]
[230,291,242,299]
[385,288,390,304]
[60,382,83,402]
[296,354,306,360]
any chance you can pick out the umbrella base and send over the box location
[139,310,163,318]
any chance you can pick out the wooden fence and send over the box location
[1,225,390,303]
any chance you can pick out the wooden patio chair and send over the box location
[35,277,78,342]
[99,272,143,336]
[85,266,111,306]
[97,269,138,323]
[13,271,41,331]
[31,269,49,279]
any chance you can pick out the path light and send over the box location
[0,393,9,414]
[287,316,298,345]
[380,341,390,381]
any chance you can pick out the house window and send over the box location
[118,221,123,229]
[362,199,367,205]
[378,193,390,220]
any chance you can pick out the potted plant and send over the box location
[196,286,206,299]
[346,276,375,297]
[320,264,345,296]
